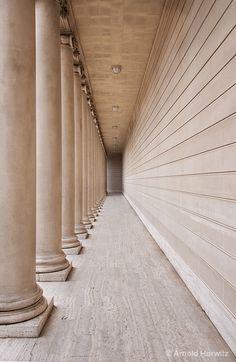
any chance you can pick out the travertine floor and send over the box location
[0,195,234,362]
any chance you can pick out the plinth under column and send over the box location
[82,216,93,229]
[62,236,82,255]
[0,298,54,338]
[36,250,72,282]
[36,263,72,282]
[83,221,93,229]
[75,227,88,239]
[89,214,96,223]
[91,207,99,217]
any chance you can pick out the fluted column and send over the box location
[99,143,106,208]
[87,112,95,222]
[81,93,93,228]
[99,147,103,207]
[98,144,102,208]
[91,124,98,216]
[95,135,101,212]
[74,64,88,239]
[0,0,52,335]
[96,141,101,210]
[61,33,81,253]
[36,0,71,281]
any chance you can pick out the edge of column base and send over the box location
[0,297,54,338]
[62,235,81,249]
[91,208,98,217]
[84,223,93,229]
[82,220,93,229]
[63,244,82,255]
[75,231,88,239]
[36,263,72,282]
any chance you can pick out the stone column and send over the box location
[99,144,106,208]
[36,0,71,281]
[103,146,107,202]
[74,64,88,239]
[96,142,101,210]
[87,112,95,223]
[91,123,98,216]
[93,124,100,216]
[94,135,101,213]
[0,0,52,337]
[61,33,82,254]
[81,92,93,229]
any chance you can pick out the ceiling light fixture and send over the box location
[111,65,122,74]
[112,105,119,112]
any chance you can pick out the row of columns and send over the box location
[0,0,106,333]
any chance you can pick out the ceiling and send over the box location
[71,0,165,154]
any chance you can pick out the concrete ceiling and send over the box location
[71,0,165,154]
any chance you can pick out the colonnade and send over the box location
[0,0,106,336]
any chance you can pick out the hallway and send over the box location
[0,195,234,361]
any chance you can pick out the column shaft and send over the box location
[74,67,88,238]
[61,34,81,250]
[81,93,92,228]
[87,112,95,222]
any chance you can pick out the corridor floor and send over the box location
[0,195,234,362]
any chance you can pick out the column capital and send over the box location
[56,0,69,18]
[78,62,84,76]
[60,33,73,47]
[82,82,89,95]
[74,61,84,76]
[87,97,92,107]
[72,37,80,65]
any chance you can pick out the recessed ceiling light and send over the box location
[111,65,122,74]
[112,105,119,112]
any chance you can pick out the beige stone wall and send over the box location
[107,154,123,194]
[123,0,236,348]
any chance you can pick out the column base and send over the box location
[88,212,95,223]
[0,297,54,338]
[62,235,81,249]
[36,263,72,282]
[63,244,82,255]
[84,223,93,229]
[82,219,93,229]
[75,224,88,239]
[36,253,70,274]
[75,231,88,239]
[91,208,98,217]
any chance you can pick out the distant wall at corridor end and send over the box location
[107,154,123,194]
[123,0,236,354]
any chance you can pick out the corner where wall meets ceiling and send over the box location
[70,0,165,154]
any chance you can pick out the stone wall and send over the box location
[123,0,236,352]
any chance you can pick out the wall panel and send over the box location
[123,0,236,353]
